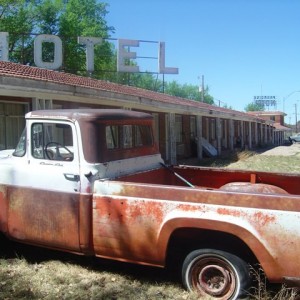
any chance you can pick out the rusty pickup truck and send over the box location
[0,109,299,299]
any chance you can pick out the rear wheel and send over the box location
[182,249,250,300]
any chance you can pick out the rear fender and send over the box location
[157,216,281,281]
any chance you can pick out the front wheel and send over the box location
[182,249,250,300]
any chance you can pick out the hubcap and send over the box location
[198,264,231,296]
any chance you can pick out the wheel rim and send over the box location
[191,256,237,298]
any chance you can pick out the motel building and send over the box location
[0,61,284,165]
[247,111,291,146]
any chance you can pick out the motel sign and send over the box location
[0,32,178,74]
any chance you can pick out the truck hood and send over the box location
[0,149,15,159]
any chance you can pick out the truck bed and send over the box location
[93,165,300,280]
[116,165,300,195]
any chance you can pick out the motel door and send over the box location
[0,102,27,150]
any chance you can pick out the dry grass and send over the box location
[248,266,299,300]
[197,146,300,174]
[226,152,300,174]
[0,243,199,300]
[1,146,300,299]
[1,242,298,300]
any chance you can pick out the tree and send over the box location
[1,0,115,77]
[121,72,163,92]
[244,102,265,112]
[219,103,233,110]
[0,0,36,64]
[164,81,214,104]
[59,0,115,77]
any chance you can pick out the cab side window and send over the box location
[31,123,74,161]
[13,127,26,157]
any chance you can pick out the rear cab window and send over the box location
[106,124,153,150]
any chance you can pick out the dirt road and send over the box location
[260,143,300,156]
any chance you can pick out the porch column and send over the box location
[168,113,177,165]
[229,119,234,150]
[271,126,274,144]
[254,122,258,147]
[248,122,252,149]
[32,98,53,110]
[264,124,268,144]
[224,119,229,149]
[216,117,222,155]
[241,121,244,148]
[196,115,203,160]
[260,123,263,146]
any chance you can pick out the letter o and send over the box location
[34,34,62,69]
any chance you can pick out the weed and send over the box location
[248,266,299,300]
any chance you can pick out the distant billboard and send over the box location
[253,96,277,108]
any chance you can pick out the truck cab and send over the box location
[0,109,162,251]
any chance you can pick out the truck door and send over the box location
[7,121,81,252]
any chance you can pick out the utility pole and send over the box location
[201,75,204,102]
[295,103,298,133]
[198,75,205,102]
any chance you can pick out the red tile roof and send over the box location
[273,123,291,131]
[0,61,257,119]
[248,111,286,116]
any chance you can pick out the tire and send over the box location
[182,249,250,300]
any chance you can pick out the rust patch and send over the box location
[217,207,242,218]
[92,195,168,263]
[217,207,276,227]
[0,186,8,232]
[252,211,276,226]
[7,186,81,251]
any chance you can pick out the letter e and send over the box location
[117,39,139,73]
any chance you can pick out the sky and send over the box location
[105,0,300,124]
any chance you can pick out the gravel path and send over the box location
[260,143,300,156]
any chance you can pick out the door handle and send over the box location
[64,173,80,182]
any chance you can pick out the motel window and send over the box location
[0,102,27,150]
